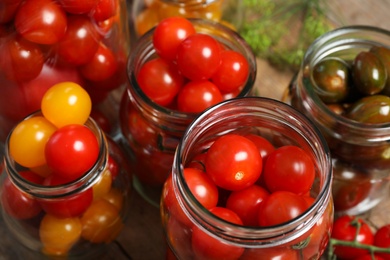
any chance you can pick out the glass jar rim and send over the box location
[3,111,108,199]
[173,96,333,246]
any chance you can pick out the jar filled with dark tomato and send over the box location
[0,0,130,143]
[119,17,257,206]
[0,111,132,258]
[130,0,242,38]
[288,26,390,216]
[161,97,333,260]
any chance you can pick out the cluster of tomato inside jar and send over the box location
[0,82,125,256]
[136,16,250,113]
[134,0,225,36]
[162,133,333,259]
[312,46,390,124]
[0,0,126,137]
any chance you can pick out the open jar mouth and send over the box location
[300,25,390,137]
[126,18,257,130]
[4,111,108,199]
[172,97,333,247]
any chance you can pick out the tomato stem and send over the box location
[327,238,390,259]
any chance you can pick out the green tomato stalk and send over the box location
[327,217,390,260]
[239,0,337,71]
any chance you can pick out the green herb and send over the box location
[239,0,338,71]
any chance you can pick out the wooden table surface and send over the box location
[1,1,390,259]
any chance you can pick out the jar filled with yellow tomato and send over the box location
[0,82,132,258]
[130,0,243,38]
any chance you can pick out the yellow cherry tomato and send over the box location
[102,187,124,210]
[81,199,124,243]
[9,116,57,168]
[92,169,112,200]
[41,82,92,128]
[39,214,82,256]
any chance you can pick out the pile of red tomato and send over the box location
[330,215,390,260]
[1,82,124,256]
[138,16,250,113]
[0,0,126,138]
[162,133,333,259]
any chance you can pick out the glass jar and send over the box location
[130,0,243,38]
[0,0,130,143]
[119,18,256,207]
[161,97,333,260]
[0,113,132,259]
[288,26,390,216]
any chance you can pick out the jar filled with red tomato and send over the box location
[0,112,132,258]
[0,0,130,143]
[287,26,390,216]
[119,17,256,206]
[161,97,334,260]
[130,0,242,38]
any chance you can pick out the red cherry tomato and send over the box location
[211,50,249,93]
[79,42,118,82]
[152,16,196,62]
[0,1,21,24]
[14,0,67,44]
[263,145,315,195]
[244,134,275,161]
[1,171,43,219]
[90,109,112,134]
[162,174,192,227]
[226,184,269,226]
[39,174,93,218]
[45,125,99,181]
[137,57,184,106]
[331,215,374,259]
[176,33,222,81]
[177,80,223,113]
[258,191,308,227]
[183,168,219,209]
[58,0,99,14]
[374,224,390,260]
[57,15,100,65]
[205,134,262,191]
[0,34,44,82]
[191,207,244,260]
[91,0,117,22]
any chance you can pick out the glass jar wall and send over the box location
[130,0,243,38]
[119,18,256,207]
[0,113,132,259]
[161,97,333,260]
[0,0,130,143]
[288,26,390,215]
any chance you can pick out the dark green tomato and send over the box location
[346,95,390,124]
[352,51,387,95]
[370,46,390,95]
[312,58,350,103]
